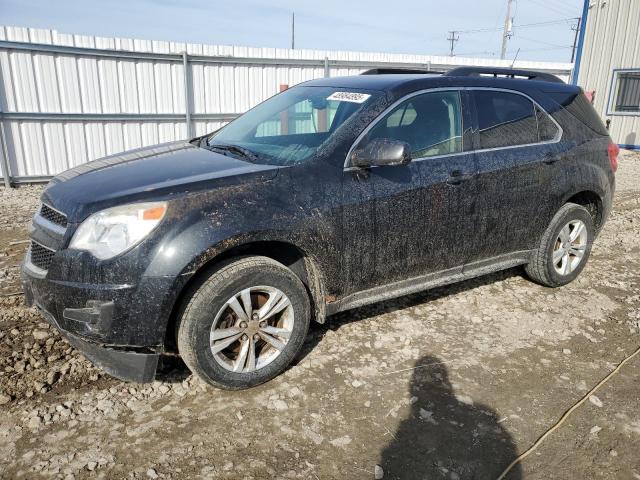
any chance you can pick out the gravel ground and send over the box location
[0,151,639,479]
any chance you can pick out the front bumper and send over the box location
[22,263,168,383]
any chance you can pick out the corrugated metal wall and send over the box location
[0,26,573,183]
[577,0,640,146]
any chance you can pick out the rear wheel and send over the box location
[177,256,310,389]
[525,203,594,287]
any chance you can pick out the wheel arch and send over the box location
[164,239,327,352]
[563,189,604,232]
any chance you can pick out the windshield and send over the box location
[207,86,381,165]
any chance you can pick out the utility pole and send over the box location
[571,17,581,62]
[500,0,514,60]
[447,31,459,56]
[291,12,295,49]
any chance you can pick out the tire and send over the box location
[525,202,594,287]
[177,256,310,390]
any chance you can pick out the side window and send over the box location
[362,91,463,158]
[535,105,560,142]
[474,91,538,149]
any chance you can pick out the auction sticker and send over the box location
[326,91,371,103]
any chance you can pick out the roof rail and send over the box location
[445,66,564,84]
[360,67,442,75]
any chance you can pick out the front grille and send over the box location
[40,204,67,228]
[30,241,55,271]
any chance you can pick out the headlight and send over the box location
[70,202,167,260]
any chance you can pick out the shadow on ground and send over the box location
[379,355,522,480]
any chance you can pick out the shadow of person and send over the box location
[379,355,522,480]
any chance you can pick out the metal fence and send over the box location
[0,26,574,187]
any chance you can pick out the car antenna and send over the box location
[511,48,520,68]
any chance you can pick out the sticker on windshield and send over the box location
[326,91,371,103]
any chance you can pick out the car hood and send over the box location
[42,141,281,221]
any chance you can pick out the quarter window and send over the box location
[535,105,559,142]
[474,91,539,149]
[361,91,463,158]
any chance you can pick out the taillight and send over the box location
[608,142,619,172]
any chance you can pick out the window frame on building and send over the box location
[607,68,640,116]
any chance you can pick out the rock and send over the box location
[272,399,288,411]
[589,395,603,408]
[0,393,11,405]
[374,464,384,479]
[419,408,438,425]
[86,461,97,471]
[590,425,602,435]
[146,468,159,479]
[351,380,364,388]
[46,371,60,385]
[329,435,352,447]
[27,416,42,429]
[302,426,324,445]
[455,395,474,406]
[562,348,572,355]
[32,330,49,341]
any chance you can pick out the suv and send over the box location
[22,67,617,389]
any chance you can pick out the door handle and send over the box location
[446,170,473,185]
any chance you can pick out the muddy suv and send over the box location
[22,67,617,389]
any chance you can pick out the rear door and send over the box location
[467,88,562,263]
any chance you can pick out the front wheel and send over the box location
[525,202,594,287]
[177,256,310,390]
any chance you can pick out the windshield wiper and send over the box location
[206,143,259,162]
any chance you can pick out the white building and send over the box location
[574,0,640,149]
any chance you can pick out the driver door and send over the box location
[341,89,478,293]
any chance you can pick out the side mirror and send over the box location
[350,138,412,168]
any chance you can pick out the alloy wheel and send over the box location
[552,219,588,276]
[209,286,294,373]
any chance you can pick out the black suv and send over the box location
[22,67,617,389]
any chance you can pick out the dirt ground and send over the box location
[1,152,639,480]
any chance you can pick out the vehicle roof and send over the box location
[303,73,580,101]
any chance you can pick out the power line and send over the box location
[506,46,573,53]
[516,34,573,49]
[454,16,578,35]
[527,0,580,17]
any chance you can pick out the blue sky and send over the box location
[0,0,584,62]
